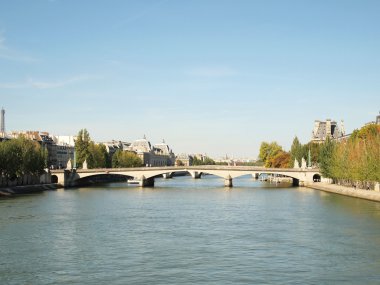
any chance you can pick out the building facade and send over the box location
[52,136,76,169]
[127,137,175,167]
[175,153,193,166]
[311,119,345,143]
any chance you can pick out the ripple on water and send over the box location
[1,178,380,284]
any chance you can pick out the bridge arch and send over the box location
[313,174,321,182]
[75,173,133,186]
[51,175,58,184]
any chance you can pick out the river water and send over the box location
[1,175,380,285]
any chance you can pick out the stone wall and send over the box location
[0,172,51,187]
[306,182,380,202]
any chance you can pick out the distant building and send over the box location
[8,131,77,169]
[153,140,176,165]
[176,153,193,166]
[127,136,175,166]
[52,135,76,169]
[194,154,206,162]
[40,132,57,168]
[311,119,345,143]
[101,140,130,156]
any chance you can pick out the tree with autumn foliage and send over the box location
[319,124,380,188]
[267,151,291,168]
[259,141,290,168]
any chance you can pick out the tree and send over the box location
[20,138,46,176]
[290,136,303,167]
[112,150,143,168]
[305,142,321,167]
[75,129,91,168]
[1,139,22,179]
[203,157,216,165]
[350,124,380,141]
[0,137,46,181]
[87,142,108,169]
[192,156,215,166]
[259,141,283,167]
[192,156,202,166]
[267,151,291,168]
[318,137,336,178]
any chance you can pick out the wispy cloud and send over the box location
[27,75,93,89]
[0,75,95,90]
[186,67,238,77]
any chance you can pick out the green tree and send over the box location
[192,156,215,166]
[87,143,108,169]
[259,141,283,167]
[192,156,202,166]
[203,157,216,165]
[290,136,303,167]
[305,142,321,166]
[0,137,46,181]
[112,150,143,168]
[318,137,337,178]
[20,137,46,176]
[75,129,91,168]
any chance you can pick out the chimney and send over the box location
[326,119,331,137]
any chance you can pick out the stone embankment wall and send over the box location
[306,182,380,203]
[0,172,56,196]
[0,184,59,196]
[0,172,51,187]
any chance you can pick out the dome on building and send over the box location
[154,139,173,155]
[129,137,152,153]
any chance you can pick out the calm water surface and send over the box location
[1,176,380,284]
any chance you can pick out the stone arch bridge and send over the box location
[51,166,321,188]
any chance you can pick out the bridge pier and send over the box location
[292,178,306,187]
[60,170,79,188]
[253,173,259,180]
[190,171,201,179]
[224,176,233,187]
[138,176,155,187]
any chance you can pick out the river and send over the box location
[1,175,380,284]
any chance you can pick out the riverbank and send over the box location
[0,184,60,197]
[306,182,380,202]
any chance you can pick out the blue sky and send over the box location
[0,0,379,158]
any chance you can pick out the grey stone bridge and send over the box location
[51,166,321,188]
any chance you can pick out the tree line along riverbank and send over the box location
[258,123,380,191]
[1,124,379,200]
